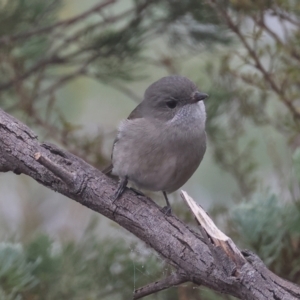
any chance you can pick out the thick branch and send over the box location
[0,108,300,299]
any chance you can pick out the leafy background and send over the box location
[0,0,300,299]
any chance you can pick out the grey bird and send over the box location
[104,75,208,214]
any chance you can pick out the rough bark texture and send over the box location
[0,108,300,299]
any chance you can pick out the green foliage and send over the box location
[205,80,259,198]
[200,0,300,198]
[0,0,61,36]
[0,222,236,300]
[232,193,300,283]
[85,26,144,81]
[293,148,300,182]
[0,0,230,170]
[232,194,288,264]
[158,0,231,47]
[0,230,180,300]
[0,242,39,300]
[2,0,300,299]
[0,0,62,61]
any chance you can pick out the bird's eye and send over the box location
[166,100,177,109]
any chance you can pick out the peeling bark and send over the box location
[0,108,299,300]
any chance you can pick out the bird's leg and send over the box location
[161,191,172,215]
[113,176,128,202]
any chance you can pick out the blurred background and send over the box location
[0,0,300,299]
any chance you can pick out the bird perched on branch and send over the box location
[103,75,208,214]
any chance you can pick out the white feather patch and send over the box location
[117,119,130,139]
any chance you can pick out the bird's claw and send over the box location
[161,206,172,216]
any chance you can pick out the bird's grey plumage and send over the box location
[109,75,207,201]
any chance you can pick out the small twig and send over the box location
[51,7,135,55]
[83,71,142,103]
[0,7,137,93]
[107,81,142,103]
[271,9,300,28]
[208,0,300,120]
[253,16,300,63]
[34,152,75,185]
[133,272,188,300]
[37,52,101,98]
[0,0,116,46]
[0,55,66,92]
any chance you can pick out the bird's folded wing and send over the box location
[103,102,144,174]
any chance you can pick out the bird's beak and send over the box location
[191,91,209,103]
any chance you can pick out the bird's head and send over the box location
[141,75,208,121]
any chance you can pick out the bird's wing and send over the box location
[102,103,143,174]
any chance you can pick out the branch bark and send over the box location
[0,108,300,299]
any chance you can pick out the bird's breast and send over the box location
[167,102,206,142]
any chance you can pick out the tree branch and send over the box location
[0,108,300,299]
[133,272,188,300]
[208,0,300,120]
[0,0,116,46]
